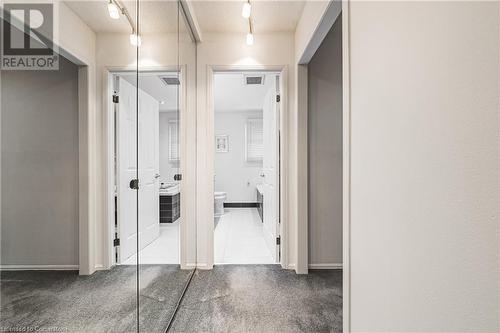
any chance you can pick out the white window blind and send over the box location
[169,120,179,161]
[245,118,263,162]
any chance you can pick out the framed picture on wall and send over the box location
[216,135,229,153]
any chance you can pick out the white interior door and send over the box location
[262,76,280,262]
[138,86,160,252]
[117,77,160,263]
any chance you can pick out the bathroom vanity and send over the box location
[160,184,180,223]
[256,185,264,222]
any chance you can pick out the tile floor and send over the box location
[122,220,179,265]
[214,208,276,264]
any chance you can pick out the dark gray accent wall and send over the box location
[308,15,343,266]
[1,56,79,266]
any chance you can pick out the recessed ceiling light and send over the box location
[160,101,165,105]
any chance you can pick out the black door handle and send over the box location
[129,179,139,189]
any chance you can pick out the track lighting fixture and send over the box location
[246,13,254,46]
[107,0,120,19]
[246,32,254,46]
[242,1,251,19]
[243,1,254,45]
[106,0,141,47]
[130,33,142,47]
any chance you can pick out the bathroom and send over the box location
[213,72,281,264]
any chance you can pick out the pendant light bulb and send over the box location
[246,32,254,46]
[130,33,142,47]
[108,1,120,19]
[242,2,251,19]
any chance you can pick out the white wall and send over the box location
[159,111,179,184]
[197,32,295,269]
[308,15,342,268]
[58,1,97,275]
[1,56,79,268]
[294,0,331,64]
[215,111,263,203]
[348,2,500,331]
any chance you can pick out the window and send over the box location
[169,120,179,161]
[245,118,263,162]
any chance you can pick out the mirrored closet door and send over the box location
[0,0,196,332]
[136,0,197,332]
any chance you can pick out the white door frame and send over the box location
[205,65,289,269]
[102,65,191,269]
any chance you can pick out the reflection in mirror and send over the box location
[137,1,197,332]
[0,0,194,332]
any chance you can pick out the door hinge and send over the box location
[129,179,139,190]
[174,174,182,181]
[113,94,119,103]
[113,238,120,246]
[276,94,281,103]
[276,236,281,245]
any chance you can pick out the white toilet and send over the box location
[214,191,227,226]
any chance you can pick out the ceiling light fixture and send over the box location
[246,14,254,46]
[246,32,254,46]
[107,0,120,19]
[130,33,142,47]
[106,0,141,47]
[241,1,251,19]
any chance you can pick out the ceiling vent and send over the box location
[160,76,180,86]
[244,75,264,85]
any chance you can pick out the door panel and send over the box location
[117,78,160,262]
[138,89,160,250]
[262,76,280,262]
[117,77,139,262]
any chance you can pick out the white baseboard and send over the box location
[308,263,343,269]
[0,265,79,271]
[182,263,197,269]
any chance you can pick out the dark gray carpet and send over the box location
[0,265,192,333]
[169,265,343,333]
[1,265,342,333]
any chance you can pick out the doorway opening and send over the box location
[109,70,181,266]
[213,71,281,265]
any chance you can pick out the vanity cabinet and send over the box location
[256,189,263,222]
[160,193,180,223]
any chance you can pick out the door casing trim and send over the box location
[102,66,191,269]
[203,65,289,269]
